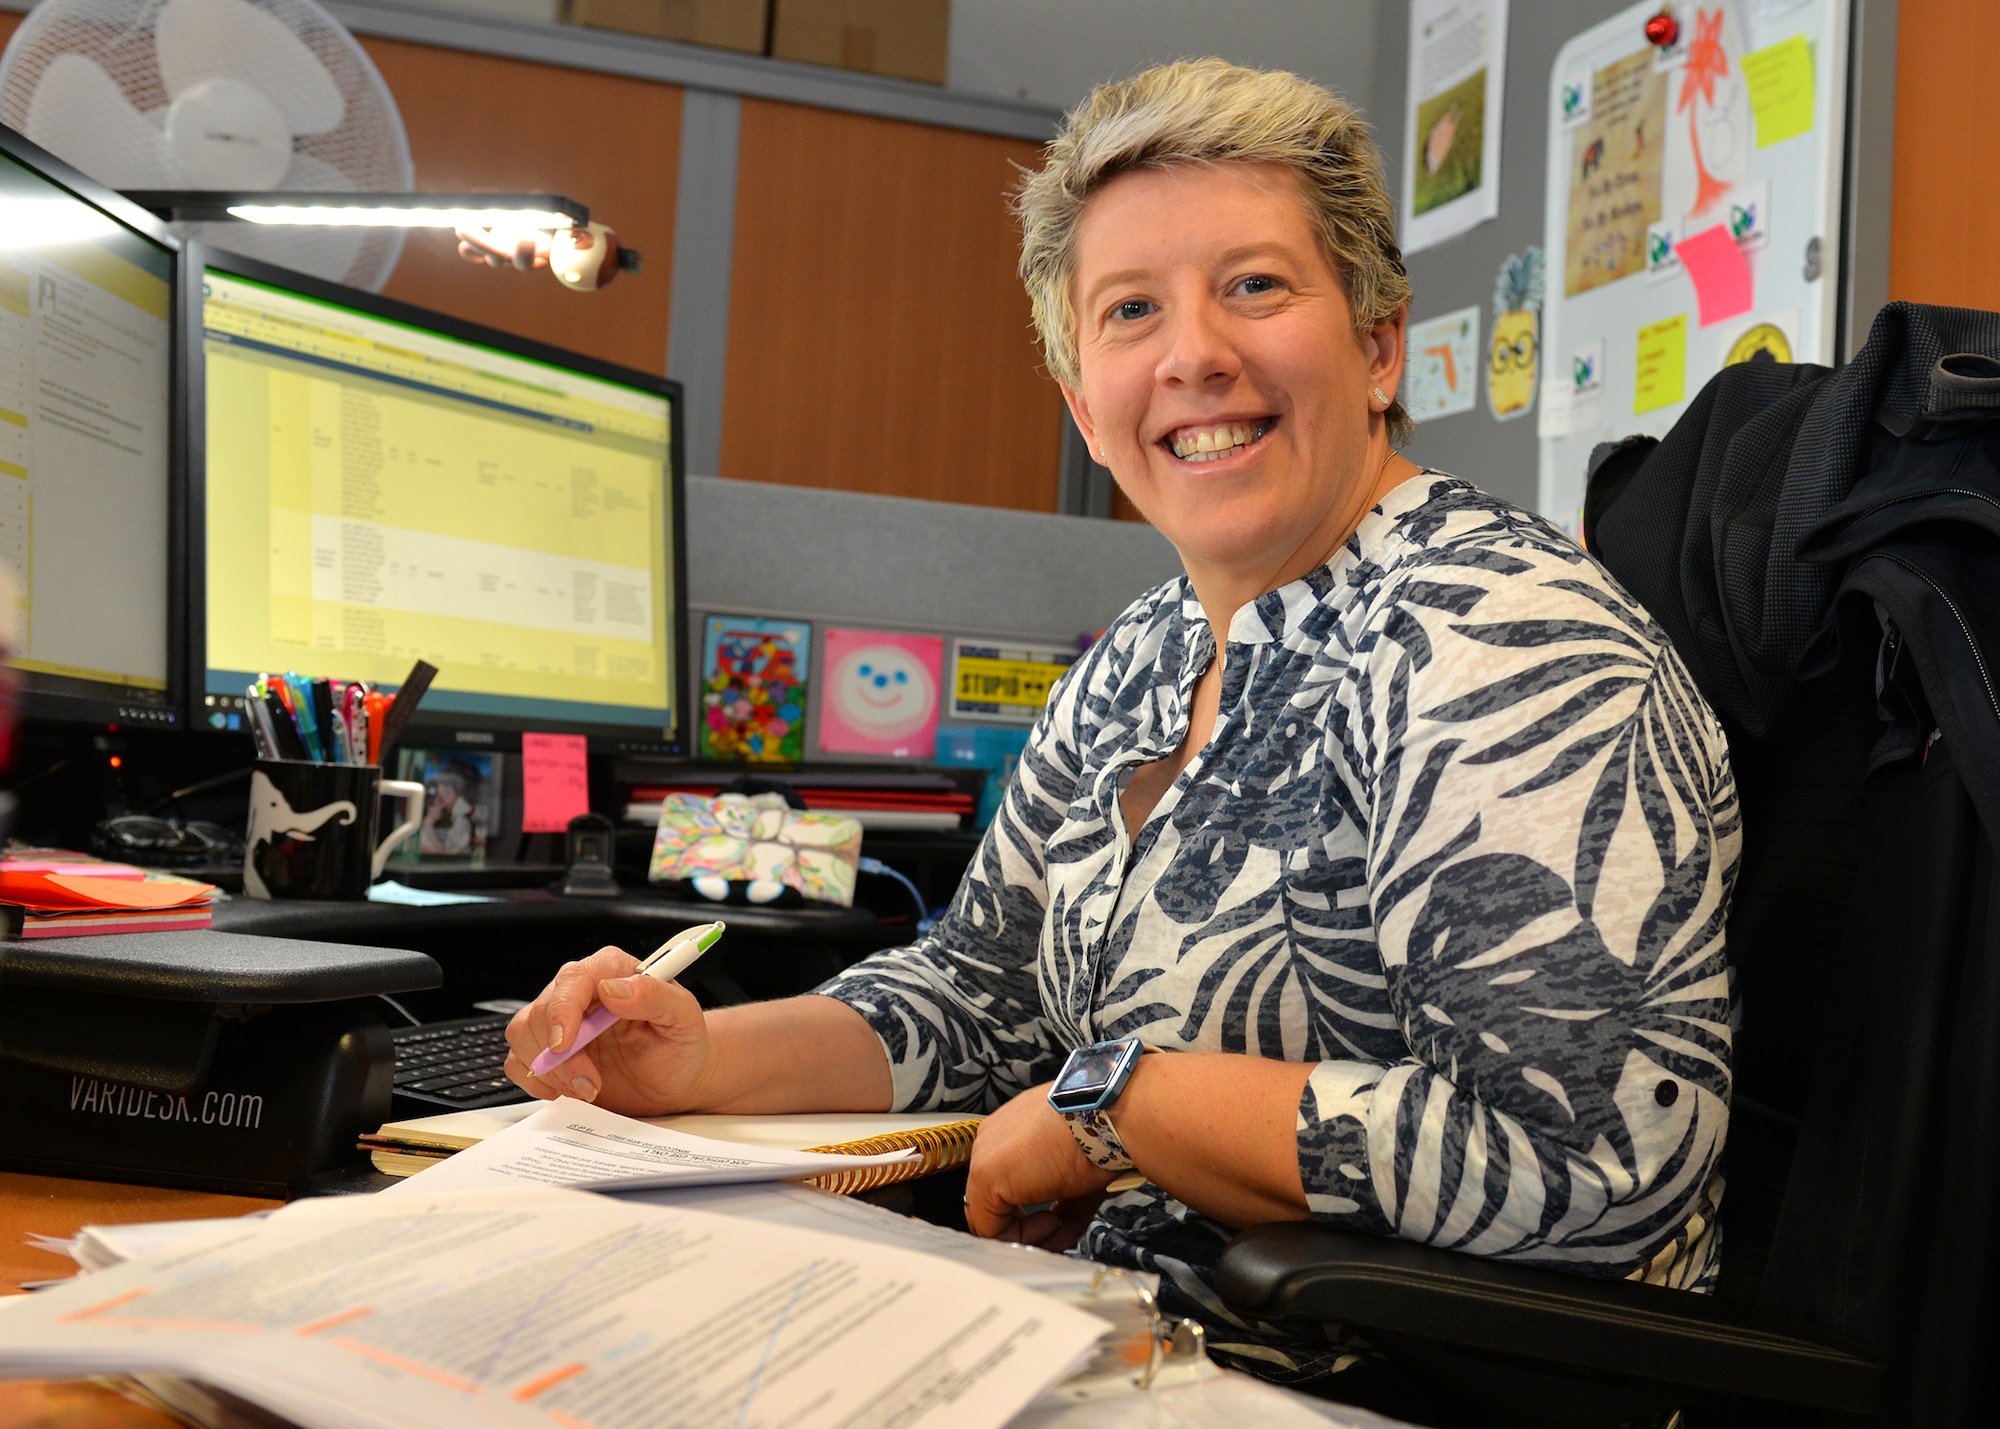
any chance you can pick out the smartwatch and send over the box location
[1048,1037,1147,1172]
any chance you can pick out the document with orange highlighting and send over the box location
[0,1184,1109,1429]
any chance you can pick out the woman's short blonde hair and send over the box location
[1016,59,1413,443]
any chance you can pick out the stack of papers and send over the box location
[13,1102,1416,1429]
[0,1184,1111,1429]
[0,854,215,939]
[23,1187,1403,1429]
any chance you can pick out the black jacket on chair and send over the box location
[1586,302,2000,828]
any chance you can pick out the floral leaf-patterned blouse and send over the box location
[816,476,1740,1379]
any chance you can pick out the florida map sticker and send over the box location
[1403,306,1482,421]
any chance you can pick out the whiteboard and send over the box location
[1537,0,1849,535]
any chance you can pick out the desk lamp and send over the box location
[122,189,641,291]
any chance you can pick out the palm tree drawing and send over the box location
[1678,8,1733,217]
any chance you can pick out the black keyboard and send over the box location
[390,1015,523,1110]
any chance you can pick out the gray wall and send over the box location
[683,475,1183,645]
[949,0,1379,116]
[1374,1,1636,512]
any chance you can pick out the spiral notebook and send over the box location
[360,1105,982,1194]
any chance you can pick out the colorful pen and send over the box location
[343,682,370,765]
[365,690,388,763]
[283,674,322,760]
[529,922,726,1077]
[244,683,280,759]
[310,678,337,761]
[264,682,308,760]
[325,683,351,764]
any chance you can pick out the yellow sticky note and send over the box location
[1634,314,1687,414]
[1741,35,1815,148]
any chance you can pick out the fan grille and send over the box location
[0,0,415,291]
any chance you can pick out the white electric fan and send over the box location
[0,0,415,291]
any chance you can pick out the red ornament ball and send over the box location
[1644,10,1680,47]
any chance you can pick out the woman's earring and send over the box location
[1371,387,1390,408]
[1096,446,1107,463]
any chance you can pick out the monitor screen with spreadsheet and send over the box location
[189,246,686,752]
[0,127,181,728]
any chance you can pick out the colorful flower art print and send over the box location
[699,617,810,764]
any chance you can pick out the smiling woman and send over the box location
[501,60,1743,1396]
[1056,161,1408,644]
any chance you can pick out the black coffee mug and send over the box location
[243,761,425,900]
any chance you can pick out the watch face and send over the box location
[1053,1044,1128,1102]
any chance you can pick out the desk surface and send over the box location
[0,1172,279,1295]
[0,1172,279,1428]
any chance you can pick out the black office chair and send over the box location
[1217,312,2000,1428]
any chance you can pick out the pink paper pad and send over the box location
[1675,225,1754,328]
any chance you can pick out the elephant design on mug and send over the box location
[242,770,357,900]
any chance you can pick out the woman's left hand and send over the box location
[964,1082,1118,1251]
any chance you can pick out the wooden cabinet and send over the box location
[720,99,1063,511]
[1888,0,2000,311]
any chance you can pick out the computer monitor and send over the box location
[185,244,687,754]
[0,127,181,729]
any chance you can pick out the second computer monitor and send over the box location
[188,246,686,753]
[2,125,181,729]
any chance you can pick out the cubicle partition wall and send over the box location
[678,473,1183,767]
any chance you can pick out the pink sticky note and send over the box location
[521,732,591,833]
[1674,224,1754,328]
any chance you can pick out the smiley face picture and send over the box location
[818,629,944,758]
[836,648,932,735]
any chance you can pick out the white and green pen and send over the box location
[529,921,724,1077]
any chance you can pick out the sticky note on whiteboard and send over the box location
[1634,315,1688,415]
[522,732,590,833]
[1741,35,1815,148]
[1675,225,1755,328]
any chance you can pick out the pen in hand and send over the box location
[529,921,725,1078]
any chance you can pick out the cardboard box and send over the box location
[561,0,770,55]
[770,0,950,86]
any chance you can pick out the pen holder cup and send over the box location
[243,760,426,901]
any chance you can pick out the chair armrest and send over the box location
[1217,1223,1882,1410]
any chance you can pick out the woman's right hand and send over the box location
[502,946,716,1117]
